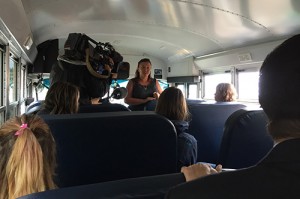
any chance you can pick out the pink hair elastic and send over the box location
[15,123,28,136]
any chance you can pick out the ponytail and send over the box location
[0,115,56,199]
[7,127,46,199]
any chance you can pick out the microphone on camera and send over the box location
[111,87,128,99]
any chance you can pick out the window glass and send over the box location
[188,84,197,99]
[204,73,231,99]
[31,77,51,101]
[0,49,4,124]
[176,84,185,97]
[158,80,169,90]
[20,67,24,99]
[238,71,259,100]
[0,50,2,106]
[9,58,17,103]
[34,85,48,101]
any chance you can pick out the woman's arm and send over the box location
[156,79,163,94]
[153,79,163,99]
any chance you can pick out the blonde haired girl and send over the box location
[0,114,56,199]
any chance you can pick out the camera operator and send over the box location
[50,33,123,105]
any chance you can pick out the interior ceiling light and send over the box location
[23,35,33,50]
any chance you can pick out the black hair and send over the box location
[259,34,300,120]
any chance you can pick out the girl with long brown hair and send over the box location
[155,87,197,170]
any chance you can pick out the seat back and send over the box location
[186,99,206,105]
[18,173,185,199]
[145,99,207,111]
[40,111,177,187]
[219,109,274,169]
[78,103,130,113]
[188,103,246,163]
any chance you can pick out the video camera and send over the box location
[64,33,129,79]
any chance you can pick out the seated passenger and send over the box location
[125,58,163,111]
[214,83,237,102]
[166,34,300,198]
[0,114,56,199]
[155,87,197,170]
[37,81,80,115]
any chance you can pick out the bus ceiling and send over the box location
[1,0,300,68]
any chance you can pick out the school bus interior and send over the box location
[1,1,300,198]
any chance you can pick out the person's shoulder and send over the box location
[178,132,197,145]
[172,120,189,131]
[127,78,135,85]
[130,78,138,83]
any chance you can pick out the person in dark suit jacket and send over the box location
[165,34,300,198]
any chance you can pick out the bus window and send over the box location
[238,71,259,101]
[188,83,198,99]
[0,49,3,107]
[19,66,26,113]
[176,84,185,97]
[9,58,17,103]
[204,73,231,100]
[0,49,3,125]
[30,75,50,101]
[36,85,48,101]
[158,80,169,90]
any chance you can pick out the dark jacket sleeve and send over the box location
[177,133,198,170]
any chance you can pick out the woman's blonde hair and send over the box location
[155,87,189,121]
[0,114,56,199]
[215,83,237,102]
